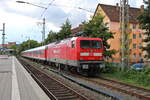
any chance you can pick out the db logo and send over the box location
[89,53,93,56]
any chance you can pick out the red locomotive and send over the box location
[22,37,105,76]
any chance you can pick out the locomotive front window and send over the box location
[80,40,102,49]
[80,40,90,49]
[91,40,102,49]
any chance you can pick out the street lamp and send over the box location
[16,1,47,9]
[16,1,46,45]
[16,1,25,3]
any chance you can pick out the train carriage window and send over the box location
[71,41,75,48]
[36,51,38,55]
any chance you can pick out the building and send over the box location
[71,3,145,63]
[0,42,16,48]
[71,24,84,36]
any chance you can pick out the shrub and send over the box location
[101,62,120,73]
[142,67,150,75]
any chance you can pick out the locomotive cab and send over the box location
[77,38,105,76]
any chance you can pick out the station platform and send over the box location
[0,56,50,100]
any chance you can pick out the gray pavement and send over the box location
[0,56,50,100]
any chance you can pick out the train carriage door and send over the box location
[45,46,48,61]
[66,40,69,64]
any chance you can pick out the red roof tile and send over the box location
[95,4,142,23]
[71,24,84,36]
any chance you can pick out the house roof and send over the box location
[95,4,142,24]
[71,24,84,36]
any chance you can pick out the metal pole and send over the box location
[122,0,125,69]
[120,0,129,70]
[2,23,5,48]
[28,37,30,49]
[42,18,45,45]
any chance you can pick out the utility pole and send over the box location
[28,37,30,49]
[42,18,45,45]
[120,0,129,70]
[2,23,5,48]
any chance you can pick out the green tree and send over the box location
[18,40,40,54]
[9,45,17,50]
[82,14,116,58]
[44,31,58,44]
[138,0,150,58]
[58,19,72,40]
[9,45,18,55]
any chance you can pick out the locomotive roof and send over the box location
[76,37,102,40]
[47,37,102,46]
[22,45,47,53]
[22,37,102,53]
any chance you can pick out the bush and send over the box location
[123,68,150,86]
[142,67,150,75]
[122,69,139,79]
[102,65,150,88]
[101,62,120,73]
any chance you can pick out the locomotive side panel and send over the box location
[47,39,78,66]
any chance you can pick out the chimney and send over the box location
[116,3,119,11]
[140,5,144,13]
[128,5,130,8]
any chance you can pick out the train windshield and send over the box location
[80,40,102,49]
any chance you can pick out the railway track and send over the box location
[77,76,150,100]
[19,58,150,100]
[97,77,150,100]
[19,58,89,100]
[51,66,150,100]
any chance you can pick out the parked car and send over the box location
[131,63,145,71]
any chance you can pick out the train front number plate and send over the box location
[82,65,88,69]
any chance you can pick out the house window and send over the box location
[133,44,136,49]
[133,34,136,39]
[139,33,142,38]
[139,53,142,57]
[132,24,136,29]
[133,53,136,58]
[139,43,142,49]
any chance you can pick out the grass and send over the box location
[100,65,150,89]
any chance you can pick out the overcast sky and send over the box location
[0,0,144,43]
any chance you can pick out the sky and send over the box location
[0,0,144,44]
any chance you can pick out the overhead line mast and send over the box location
[2,23,5,48]
[120,0,130,70]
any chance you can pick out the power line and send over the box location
[41,3,94,13]
[40,0,56,18]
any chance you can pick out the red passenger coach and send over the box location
[47,37,105,75]
[22,45,47,61]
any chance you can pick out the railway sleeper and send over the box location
[144,93,150,96]
[51,90,71,93]
[56,95,78,100]
[48,87,67,90]
[54,93,76,97]
[50,89,70,93]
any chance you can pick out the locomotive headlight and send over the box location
[93,53,102,56]
[80,53,89,56]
